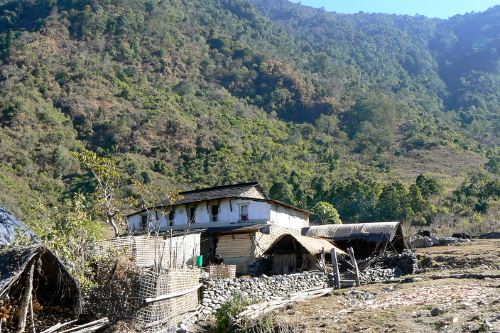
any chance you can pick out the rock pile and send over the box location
[409,236,471,248]
[379,249,419,275]
[361,268,400,283]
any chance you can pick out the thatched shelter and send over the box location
[0,245,81,318]
[263,234,346,274]
[302,222,409,259]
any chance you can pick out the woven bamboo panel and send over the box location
[134,268,200,332]
[209,265,236,279]
[216,234,252,257]
[95,235,200,269]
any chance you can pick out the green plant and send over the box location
[214,294,255,333]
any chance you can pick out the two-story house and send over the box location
[127,182,312,272]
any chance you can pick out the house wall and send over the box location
[270,204,309,230]
[214,233,256,272]
[128,199,308,232]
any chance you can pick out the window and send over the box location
[168,210,175,226]
[240,205,248,221]
[211,205,219,222]
[141,215,148,230]
[188,207,196,224]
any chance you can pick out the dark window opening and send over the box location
[240,205,248,221]
[211,205,219,222]
[188,207,196,224]
[168,210,175,226]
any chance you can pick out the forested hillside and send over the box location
[1,0,500,234]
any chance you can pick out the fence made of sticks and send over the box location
[87,233,202,331]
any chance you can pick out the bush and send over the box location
[213,294,301,333]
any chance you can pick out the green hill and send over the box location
[0,0,499,231]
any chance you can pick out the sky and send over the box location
[289,0,500,19]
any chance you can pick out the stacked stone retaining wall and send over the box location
[201,272,330,314]
[200,251,420,314]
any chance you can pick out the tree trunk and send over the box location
[17,259,36,333]
[107,215,119,237]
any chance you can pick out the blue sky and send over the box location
[289,0,500,19]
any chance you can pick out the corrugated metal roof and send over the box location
[129,183,313,216]
[264,234,346,256]
[0,205,40,246]
[302,222,401,242]
[156,182,269,207]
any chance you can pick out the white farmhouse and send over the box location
[127,182,312,272]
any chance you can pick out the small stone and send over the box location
[452,317,459,323]
[459,302,472,309]
[431,307,445,316]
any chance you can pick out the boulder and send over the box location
[441,237,458,245]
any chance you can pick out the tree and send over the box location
[415,174,443,198]
[129,179,183,236]
[29,194,106,287]
[313,202,342,224]
[269,182,295,205]
[72,149,122,237]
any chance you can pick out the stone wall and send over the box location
[200,251,420,314]
[201,272,330,314]
[253,225,301,257]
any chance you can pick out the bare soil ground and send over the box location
[271,239,500,333]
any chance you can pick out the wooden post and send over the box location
[331,249,340,289]
[321,247,326,273]
[347,247,360,287]
[17,259,36,333]
[169,229,173,268]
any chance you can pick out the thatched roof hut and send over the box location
[263,234,345,274]
[0,245,81,314]
[302,222,408,259]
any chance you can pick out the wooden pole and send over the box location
[58,318,109,333]
[169,229,173,269]
[347,247,360,287]
[17,259,36,333]
[40,320,79,333]
[143,283,203,303]
[321,248,326,273]
[331,249,340,289]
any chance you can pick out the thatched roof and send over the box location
[0,245,81,313]
[302,222,402,242]
[263,234,346,256]
[0,205,39,245]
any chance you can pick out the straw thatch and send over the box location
[0,245,81,314]
[263,234,346,256]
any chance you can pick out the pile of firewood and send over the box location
[0,298,77,332]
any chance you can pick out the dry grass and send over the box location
[271,239,500,332]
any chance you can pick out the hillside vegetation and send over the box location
[1,0,500,233]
